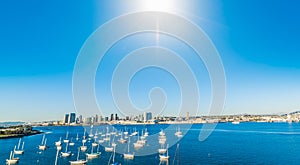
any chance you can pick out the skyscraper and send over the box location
[186,112,190,121]
[146,112,152,121]
[63,114,69,125]
[69,113,76,124]
[110,114,114,121]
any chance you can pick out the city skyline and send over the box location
[1,0,300,122]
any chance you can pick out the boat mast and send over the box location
[17,138,21,149]
[21,142,25,150]
[77,147,80,160]
[54,148,59,165]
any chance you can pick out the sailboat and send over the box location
[159,129,165,136]
[55,137,62,146]
[80,141,87,152]
[133,132,144,148]
[6,151,19,164]
[118,131,127,144]
[69,137,75,146]
[105,136,114,152]
[159,132,167,145]
[70,148,87,165]
[61,142,71,157]
[175,126,183,137]
[64,131,70,143]
[123,127,128,135]
[123,137,134,159]
[92,137,98,147]
[76,133,79,141]
[39,134,47,150]
[88,125,94,137]
[158,143,167,154]
[82,129,87,143]
[144,128,149,137]
[111,135,117,147]
[159,144,170,161]
[14,138,24,154]
[86,144,101,159]
[98,136,104,144]
[130,128,138,136]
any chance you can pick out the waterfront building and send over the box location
[110,114,114,121]
[63,114,69,125]
[69,113,76,124]
[186,112,190,121]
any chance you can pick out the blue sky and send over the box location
[0,0,300,121]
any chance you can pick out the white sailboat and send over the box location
[86,144,101,159]
[88,125,94,137]
[123,137,134,160]
[69,137,75,146]
[14,138,24,154]
[175,126,183,137]
[70,148,87,165]
[118,132,127,144]
[80,141,87,152]
[159,133,167,145]
[159,129,165,136]
[82,129,87,143]
[92,139,98,147]
[131,128,138,136]
[64,131,70,143]
[105,136,114,152]
[158,144,167,154]
[6,151,19,164]
[98,136,104,144]
[76,133,79,141]
[123,127,128,135]
[159,144,170,161]
[38,134,47,150]
[133,133,144,149]
[61,142,71,157]
[55,137,62,146]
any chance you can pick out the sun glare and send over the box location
[139,0,176,12]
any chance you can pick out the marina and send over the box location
[1,123,300,164]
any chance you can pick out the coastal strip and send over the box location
[0,125,42,139]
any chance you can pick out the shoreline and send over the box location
[0,130,43,139]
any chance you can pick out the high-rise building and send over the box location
[110,114,114,121]
[186,112,190,121]
[115,114,118,121]
[95,114,99,123]
[146,112,152,121]
[69,113,76,124]
[63,114,69,125]
[97,115,102,124]
[77,115,83,124]
[143,112,152,122]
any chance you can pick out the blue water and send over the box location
[1,122,300,164]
